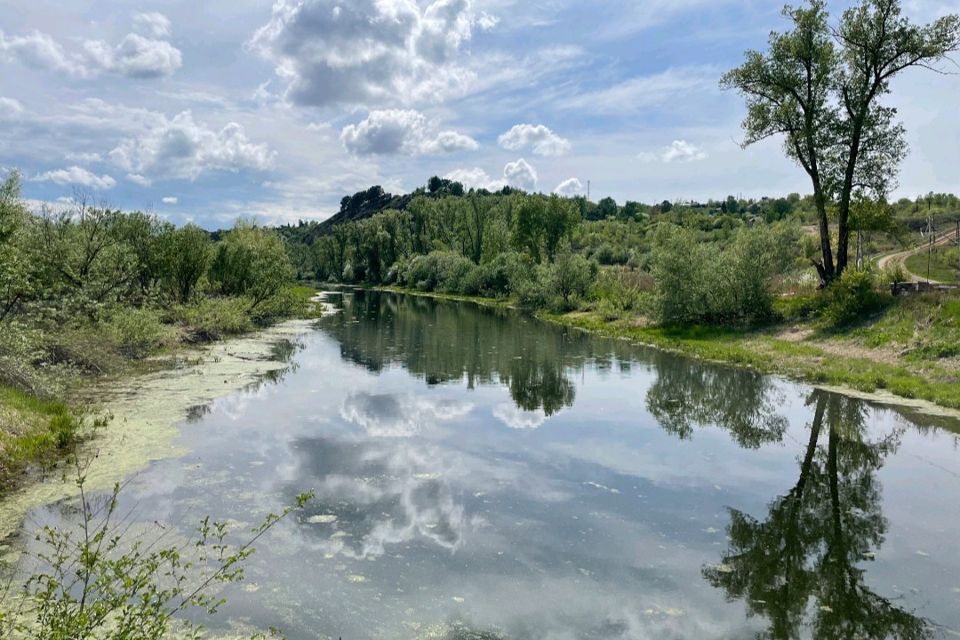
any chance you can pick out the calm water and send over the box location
[22,291,960,638]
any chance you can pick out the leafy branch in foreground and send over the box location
[0,460,313,639]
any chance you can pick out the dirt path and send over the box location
[876,231,956,283]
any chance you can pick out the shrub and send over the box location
[594,268,647,319]
[103,307,176,359]
[400,251,474,293]
[545,250,597,311]
[822,269,890,327]
[210,222,294,308]
[178,297,253,341]
[461,252,533,298]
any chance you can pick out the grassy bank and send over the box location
[541,292,960,410]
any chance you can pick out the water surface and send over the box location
[18,290,960,639]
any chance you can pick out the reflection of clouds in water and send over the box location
[493,402,548,430]
[340,392,472,437]
[304,442,466,559]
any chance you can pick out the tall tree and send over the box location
[724,0,959,284]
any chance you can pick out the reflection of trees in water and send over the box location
[320,291,634,416]
[644,352,788,448]
[702,391,930,640]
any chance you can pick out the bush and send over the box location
[594,269,647,320]
[822,269,890,327]
[177,297,253,341]
[400,251,474,293]
[461,251,533,298]
[649,224,798,326]
[103,307,176,359]
[210,222,294,308]
[545,250,597,311]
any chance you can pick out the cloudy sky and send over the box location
[1,0,956,227]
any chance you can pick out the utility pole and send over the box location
[926,209,933,284]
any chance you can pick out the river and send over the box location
[9,289,960,639]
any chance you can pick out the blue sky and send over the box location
[1,0,957,228]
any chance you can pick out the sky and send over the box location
[0,0,957,228]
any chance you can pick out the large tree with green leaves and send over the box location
[723,0,959,284]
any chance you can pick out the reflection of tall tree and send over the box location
[645,352,788,448]
[704,391,929,639]
[320,291,637,415]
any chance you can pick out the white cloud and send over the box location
[1,17,181,80]
[32,166,116,189]
[498,123,570,156]
[554,177,584,196]
[0,97,24,119]
[340,109,478,156]
[83,34,182,79]
[126,173,152,187]
[250,0,480,107]
[446,157,539,192]
[110,111,275,181]
[444,167,504,191]
[0,30,89,77]
[476,12,500,30]
[133,12,172,38]
[161,196,178,204]
[640,140,708,163]
[503,158,538,191]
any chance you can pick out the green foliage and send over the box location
[821,269,890,327]
[460,252,533,298]
[176,297,254,341]
[593,269,649,320]
[0,470,313,639]
[103,307,177,359]
[545,250,597,311]
[210,221,294,309]
[650,224,799,325]
[160,223,212,302]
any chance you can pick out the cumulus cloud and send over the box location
[498,123,570,156]
[32,166,116,189]
[554,177,584,196]
[109,111,275,181]
[444,167,503,191]
[503,158,538,191]
[340,109,477,156]
[476,12,500,30]
[83,33,182,79]
[0,30,89,76]
[340,392,472,438]
[161,196,178,204]
[133,12,172,38]
[250,0,480,107]
[0,15,181,79]
[639,140,708,163]
[445,157,539,192]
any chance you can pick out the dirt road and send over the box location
[876,231,956,283]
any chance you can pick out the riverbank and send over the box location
[0,286,323,500]
[365,285,960,415]
[0,315,321,542]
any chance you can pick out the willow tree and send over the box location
[723,0,959,284]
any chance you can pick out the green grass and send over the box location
[541,299,960,411]
[0,386,83,491]
[905,245,960,283]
